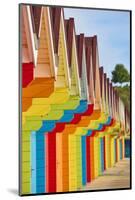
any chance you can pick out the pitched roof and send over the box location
[76,34,84,78]
[104,73,107,101]
[64,18,74,66]
[99,66,104,97]
[30,5,42,38]
[49,7,61,53]
[85,37,93,85]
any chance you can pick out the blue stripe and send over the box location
[100,138,104,172]
[81,136,86,185]
[33,100,88,193]
[36,133,45,192]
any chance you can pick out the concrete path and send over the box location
[81,158,130,191]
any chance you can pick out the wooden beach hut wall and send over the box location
[21,5,39,194]
[91,36,101,111]
[109,82,114,119]
[50,8,71,88]
[119,98,126,131]
[103,73,109,114]
[34,7,56,78]
[21,5,36,87]
[112,87,117,120]
[43,8,84,193]
[64,18,81,96]
[76,34,89,101]
[29,5,42,50]
[64,32,87,191]
[99,67,106,113]
[125,107,130,134]
[85,37,95,104]
[21,5,58,194]
[99,67,106,171]
[22,6,56,112]
[107,78,111,116]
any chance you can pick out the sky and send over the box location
[64,8,130,79]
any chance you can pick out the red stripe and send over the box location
[47,133,56,192]
[83,104,94,116]
[86,137,91,182]
[22,63,34,87]
[103,136,106,170]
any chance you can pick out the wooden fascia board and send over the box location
[119,99,125,129]
[29,5,42,38]
[110,82,113,107]
[112,87,117,119]
[107,78,110,104]
[22,5,37,65]
[72,30,81,96]
[85,37,95,103]
[26,6,38,66]
[76,34,84,78]
[115,90,118,114]
[104,73,110,113]
[114,89,118,120]
[113,89,116,118]
[65,18,74,67]
[36,6,43,40]
[91,36,96,89]
[82,42,89,101]
[104,73,107,102]
[76,34,89,100]
[64,18,81,94]
[99,66,107,113]
[99,67,103,98]
[85,40,91,84]
[89,51,95,104]
[29,5,36,34]
[107,78,110,114]
[60,10,71,88]
[69,18,74,67]
[110,82,114,118]
[91,36,101,110]
[43,7,57,78]
[85,36,101,109]
[85,37,93,83]
[64,19,69,63]
[95,38,101,106]
[49,7,61,54]
[108,78,114,118]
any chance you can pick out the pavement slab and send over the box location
[80,158,130,191]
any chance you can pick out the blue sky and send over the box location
[64,8,130,79]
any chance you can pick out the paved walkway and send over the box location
[81,158,130,191]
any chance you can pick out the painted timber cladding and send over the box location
[20,5,130,195]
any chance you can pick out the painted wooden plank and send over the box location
[44,101,88,192]
[29,101,79,191]
[86,136,91,182]
[22,6,34,64]
[81,136,86,185]
[56,133,63,192]
[22,63,34,87]
[31,132,36,193]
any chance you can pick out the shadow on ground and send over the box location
[7,188,18,195]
